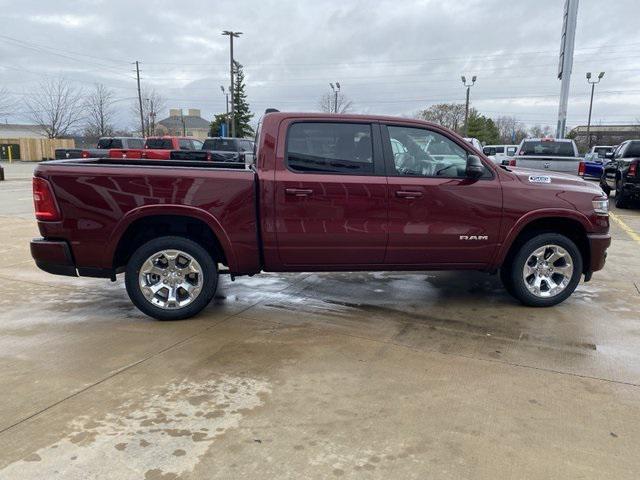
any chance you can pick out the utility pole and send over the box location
[586,71,605,149]
[461,75,476,137]
[329,82,341,113]
[220,85,230,136]
[135,61,145,137]
[556,0,579,139]
[222,31,242,137]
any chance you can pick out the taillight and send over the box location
[509,159,517,166]
[629,161,638,177]
[578,161,585,176]
[81,150,90,158]
[33,177,61,221]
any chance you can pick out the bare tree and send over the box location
[494,115,528,144]
[416,103,466,133]
[84,83,115,138]
[529,124,553,138]
[318,92,353,114]
[25,78,84,138]
[131,88,166,136]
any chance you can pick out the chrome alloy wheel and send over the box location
[522,244,574,298]
[138,249,203,309]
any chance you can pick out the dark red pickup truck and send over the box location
[31,112,611,320]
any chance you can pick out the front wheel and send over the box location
[615,179,629,209]
[507,233,583,307]
[125,236,218,320]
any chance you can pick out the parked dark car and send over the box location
[601,140,640,208]
[202,137,254,163]
[31,111,610,320]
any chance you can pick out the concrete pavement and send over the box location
[0,160,639,479]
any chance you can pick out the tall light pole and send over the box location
[586,71,605,149]
[461,75,476,137]
[220,85,230,137]
[329,82,340,113]
[222,30,242,137]
[556,0,579,138]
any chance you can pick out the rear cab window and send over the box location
[519,140,575,156]
[203,139,238,152]
[97,138,122,149]
[145,138,174,150]
[623,142,640,158]
[286,122,374,175]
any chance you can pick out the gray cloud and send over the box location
[0,0,638,130]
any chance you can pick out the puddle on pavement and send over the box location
[0,375,271,480]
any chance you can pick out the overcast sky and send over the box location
[0,0,638,131]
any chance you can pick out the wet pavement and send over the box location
[1,160,640,479]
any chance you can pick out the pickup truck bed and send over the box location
[33,158,260,276]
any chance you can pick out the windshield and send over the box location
[203,138,237,152]
[519,141,575,157]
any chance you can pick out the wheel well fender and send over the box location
[497,212,590,273]
[107,205,236,271]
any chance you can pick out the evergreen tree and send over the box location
[232,61,254,138]
[467,110,500,145]
[209,113,230,137]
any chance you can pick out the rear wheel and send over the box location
[615,179,629,209]
[125,236,218,320]
[507,233,582,307]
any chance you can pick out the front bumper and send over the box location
[587,233,611,274]
[30,238,77,276]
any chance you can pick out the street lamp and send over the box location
[220,85,230,136]
[222,30,242,137]
[461,75,477,137]
[329,82,341,113]
[586,71,605,149]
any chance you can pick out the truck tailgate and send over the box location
[514,156,582,175]
[34,159,260,275]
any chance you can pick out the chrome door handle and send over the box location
[395,190,423,199]
[285,188,313,197]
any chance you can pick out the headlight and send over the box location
[592,197,609,215]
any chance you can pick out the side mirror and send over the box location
[466,154,485,178]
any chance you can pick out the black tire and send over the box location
[507,233,583,307]
[125,236,218,320]
[614,179,628,209]
[599,176,611,196]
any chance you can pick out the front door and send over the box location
[274,121,388,267]
[381,124,502,267]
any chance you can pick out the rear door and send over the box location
[274,120,388,267]
[382,123,502,266]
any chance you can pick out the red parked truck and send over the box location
[31,111,611,320]
[109,136,204,160]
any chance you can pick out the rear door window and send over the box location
[127,139,144,149]
[286,122,374,175]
